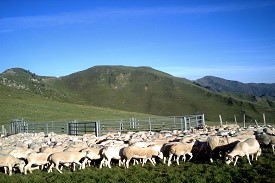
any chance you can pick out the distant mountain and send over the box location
[195,76,275,97]
[1,66,275,123]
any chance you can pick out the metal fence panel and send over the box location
[6,115,205,136]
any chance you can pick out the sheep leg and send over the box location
[81,158,88,169]
[176,156,180,165]
[163,157,167,164]
[120,159,125,167]
[47,163,54,173]
[209,151,214,163]
[187,153,193,161]
[24,163,31,174]
[107,158,112,168]
[256,148,261,161]
[125,159,130,169]
[246,154,252,165]
[272,144,275,154]
[233,156,239,166]
[142,158,146,167]
[118,159,123,167]
[133,159,139,165]
[167,154,173,166]
[151,158,156,165]
[55,162,63,174]
[99,158,105,169]
[8,165,12,176]
[72,163,76,171]
[148,158,156,166]
[4,167,8,174]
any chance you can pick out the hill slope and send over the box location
[195,76,275,97]
[1,66,275,124]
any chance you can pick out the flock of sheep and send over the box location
[0,124,275,176]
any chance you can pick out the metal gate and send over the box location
[67,121,99,136]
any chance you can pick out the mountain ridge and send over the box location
[195,76,275,97]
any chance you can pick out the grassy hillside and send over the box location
[0,66,275,124]
[0,83,152,125]
[60,66,275,123]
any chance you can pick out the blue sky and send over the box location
[0,0,274,83]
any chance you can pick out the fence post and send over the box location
[182,117,185,131]
[46,123,48,135]
[67,123,70,135]
[234,115,237,125]
[149,118,151,132]
[1,125,5,136]
[243,114,246,128]
[202,114,205,126]
[263,113,266,126]
[95,121,100,137]
[219,115,223,126]
[52,122,54,133]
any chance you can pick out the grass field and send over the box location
[1,146,274,183]
[0,84,154,125]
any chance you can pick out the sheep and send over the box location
[40,144,67,154]
[99,144,128,168]
[161,142,180,164]
[47,150,91,173]
[122,146,163,169]
[24,152,52,174]
[81,147,104,168]
[167,140,195,166]
[256,133,275,154]
[207,136,240,163]
[8,147,34,159]
[225,138,261,166]
[0,154,25,176]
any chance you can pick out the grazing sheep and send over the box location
[122,146,163,169]
[225,138,261,166]
[24,152,52,174]
[0,154,25,176]
[47,150,91,173]
[167,140,195,166]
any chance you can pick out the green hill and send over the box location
[0,66,274,125]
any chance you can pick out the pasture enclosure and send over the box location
[4,114,205,136]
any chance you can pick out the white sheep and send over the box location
[161,142,180,164]
[47,150,91,173]
[99,144,128,168]
[225,138,261,166]
[24,152,52,174]
[167,140,195,166]
[81,147,104,168]
[8,147,34,159]
[40,144,67,154]
[122,146,163,169]
[0,154,25,176]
